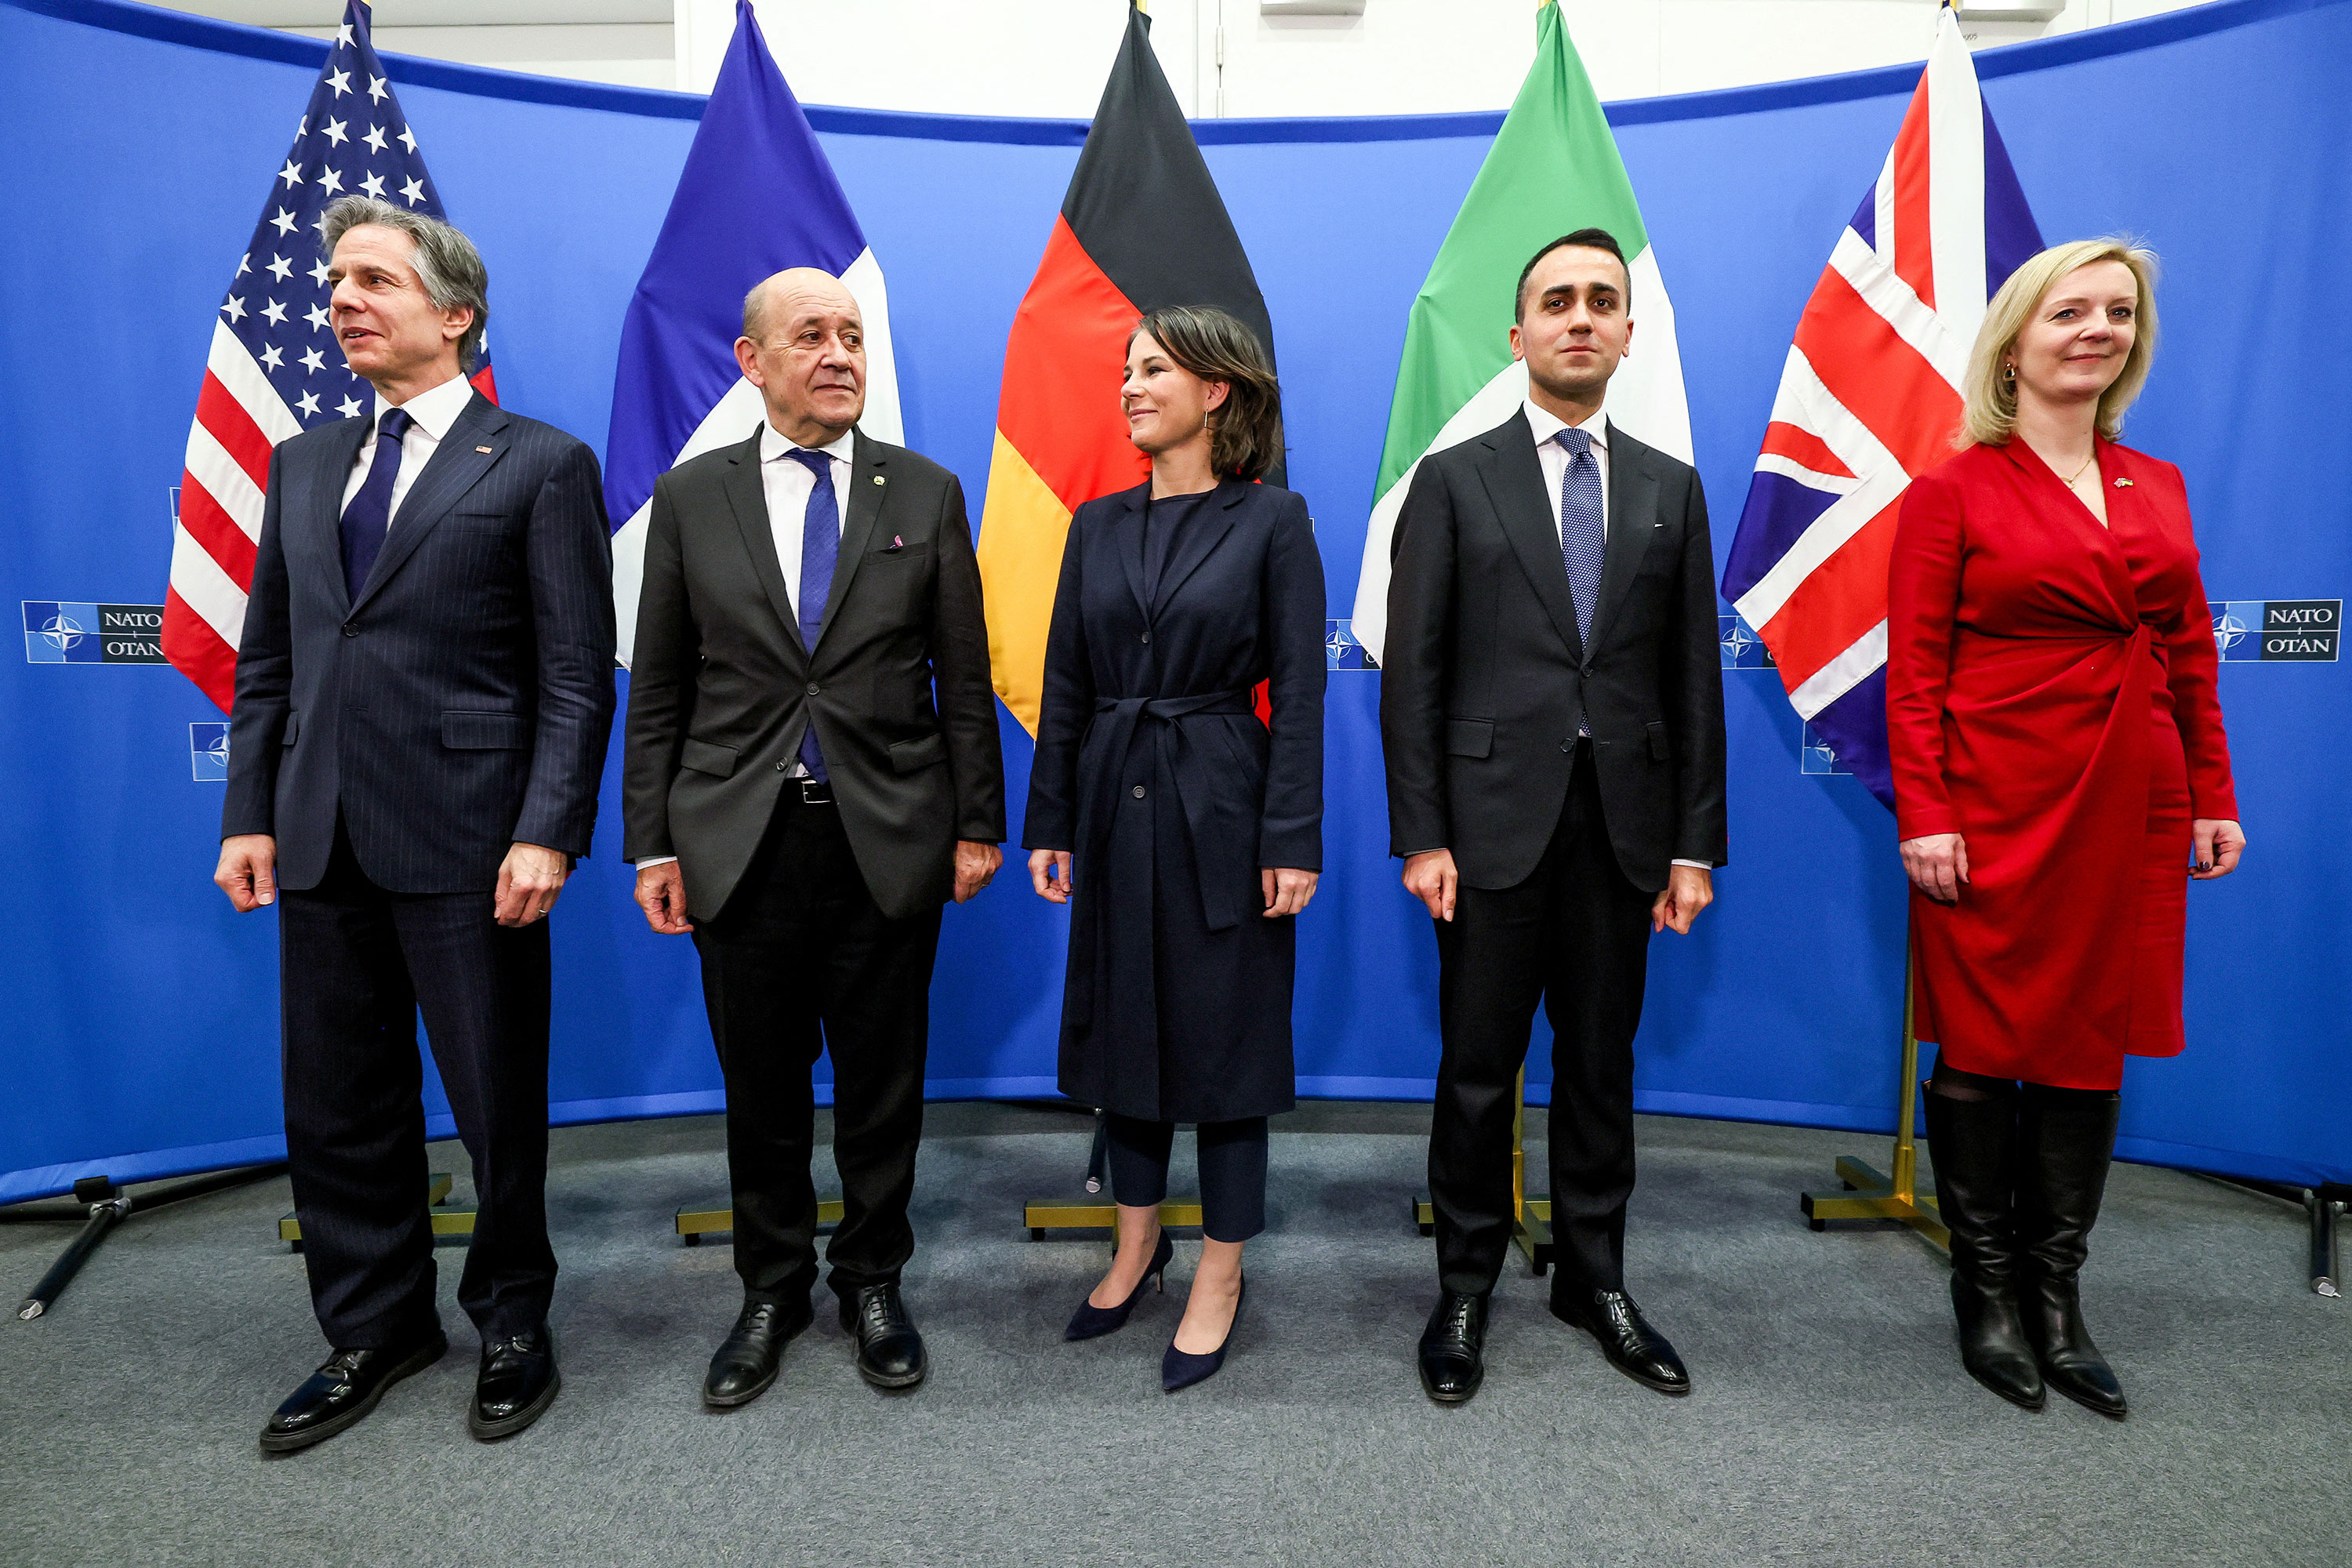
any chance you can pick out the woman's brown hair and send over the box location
[1129,305,1283,482]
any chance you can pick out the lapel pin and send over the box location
[2113,477,2133,488]
[477,445,493,454]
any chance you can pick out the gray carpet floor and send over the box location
[2,1103,2345,1567]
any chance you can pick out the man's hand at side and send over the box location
[635,861,692,934]
[953,840,1003,904]
[216,834,278,912]
[1651,864,1713,935]
[495,842,570,927]
[1402,848,1458,922]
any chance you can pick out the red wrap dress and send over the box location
[1886,439,2237,1089]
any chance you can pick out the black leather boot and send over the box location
[1923,1083,2045,1410]
[2017,1084,2129,1420]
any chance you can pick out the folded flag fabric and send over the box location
[1348,0,1690,667]
[603,0,901,666]
[164,0,492,710]
[975,1,1278,736]
[1719,7,2043,806]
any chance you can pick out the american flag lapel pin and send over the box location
[477,445,493,454]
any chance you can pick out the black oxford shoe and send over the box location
[1417,1290,1489,1404]
[259,1331,448,1454]
[839,1283,927,1390]
[704,1297,815,1410]
[469,1323,561,1441]
[1553,1287,1691,1396]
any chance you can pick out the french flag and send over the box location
[1719,9,2042,805]
[604,0,900,665]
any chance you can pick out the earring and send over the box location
[2002,362,2016,383]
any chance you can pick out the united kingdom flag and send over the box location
[164,0,493,711]
[1719,8,2042,806]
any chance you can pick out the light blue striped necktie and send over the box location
[1554,426,1605,651]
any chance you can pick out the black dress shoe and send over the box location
[260,1331,448,1454]
[839,1283,927,1390]
[1417,1290,1488,1404]
[469,1323,561,1441]
[704,1297,815,1409]
[1552,1287,1691,1396]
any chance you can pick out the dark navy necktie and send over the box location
[1553,426,1605,651]
[786,447,838,781]
[340,405,412,602]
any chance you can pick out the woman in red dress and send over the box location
[1887,239,2245,1420]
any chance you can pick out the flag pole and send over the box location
[1798,924,1950,1250]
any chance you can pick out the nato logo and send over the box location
[2211,599,2339,662]
[189,723,230,782]
[1326,618,1373,671]
[1801,722,1853,776]
[23,601,167,665]
[1719,613,1775,670]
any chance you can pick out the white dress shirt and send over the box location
[638,420,855,871]
[1522,401,1708,873]
[341,370,477,521]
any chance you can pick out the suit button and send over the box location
[1140,632,1151,644]
[1561,739,1572,753]
[341,624,358,637]
[806,682,821,696]
[1131,785,1146,799]
[776,762,788,772]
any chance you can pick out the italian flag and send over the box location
[1348,0,1691,664]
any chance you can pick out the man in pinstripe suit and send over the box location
[215,198,615,1452]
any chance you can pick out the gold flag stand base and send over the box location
[280,1173,470,1249]
[1798,937,1950,1253]
[1411,1067,1556,1275]
[1022,1199,1203,1241]
[673,1198,842,1243]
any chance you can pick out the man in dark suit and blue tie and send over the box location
[624,269,1004,1407]
[1382,230,1728,1404]
[216,197,615,1450]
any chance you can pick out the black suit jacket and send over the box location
[223,390,618,893]
[622,426,1005,923]
[1381,410,1726,893]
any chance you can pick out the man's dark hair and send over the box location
[1514,227,1632,323]
[1127,305,1284,482]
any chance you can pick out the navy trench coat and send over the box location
[1023,478,1326,1123]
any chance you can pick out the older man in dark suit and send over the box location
[624,267,1003,1406]
[216,197,615,1451]
[1383,229,1727,1405]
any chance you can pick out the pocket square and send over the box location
[885,535,904,550]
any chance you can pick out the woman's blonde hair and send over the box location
[1960,238,2159,447]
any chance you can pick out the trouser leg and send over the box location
[1428,844,1554,1297]
[694,804,829,1306]
[1196,1118,1268,1244]
[1541,749,1654,1294]
[1105,1115,1175,1209]
[396,889,555,1342]
[278,834,437,1349]
[818,855,942,1298]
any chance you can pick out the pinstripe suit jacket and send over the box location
[223,390,618,894]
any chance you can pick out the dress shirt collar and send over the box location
[760,419,857,467]
[371,370,474,443]
[1523,397,1609,452]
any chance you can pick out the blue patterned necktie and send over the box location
[1553,426,1605,652]
[786,447,837,781]
[339,405,412,601]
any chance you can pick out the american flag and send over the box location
[165,0,494,710]
[1719,8,2041,805]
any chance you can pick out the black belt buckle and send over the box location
[798,778,833,805]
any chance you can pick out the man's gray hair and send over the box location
[321,197,491,373]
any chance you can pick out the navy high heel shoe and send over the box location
[1162,1274,1245,1392]
[1065,1232,1174,1341]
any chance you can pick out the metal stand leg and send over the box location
[278,1173,470,1250]
[1414,1068,1553,1276]
[1799,938,1950,1253]
[1025,1109,1202,1239]
[674,1198,842,1244]
[2310,1188,2343,1298]
[13,1164,287,1320]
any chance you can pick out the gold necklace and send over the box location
[2063,450,2099,488]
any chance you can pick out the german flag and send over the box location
[977,2,1279,735]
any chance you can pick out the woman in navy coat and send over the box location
[1024,305,1325,1391]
